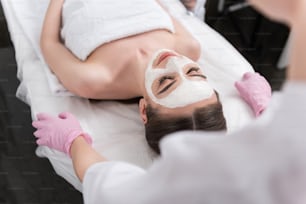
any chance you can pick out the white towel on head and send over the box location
[61,0,175,61]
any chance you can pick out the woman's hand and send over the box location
[248,0,305,25]
[235,72,272,117]
[32,112,92,155]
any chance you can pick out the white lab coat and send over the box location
[83,82,306,204]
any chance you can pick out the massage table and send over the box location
[1,0,255,192]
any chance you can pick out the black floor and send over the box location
[0,3,83,204]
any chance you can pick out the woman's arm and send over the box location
[156,0,201,61]
[156,0,193,39]
[40,0,63,45]
[40,0,108,98]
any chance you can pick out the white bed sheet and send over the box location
[1,0,255,192]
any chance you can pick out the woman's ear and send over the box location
[139,98,148,124]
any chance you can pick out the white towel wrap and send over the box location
[61,0,175,61]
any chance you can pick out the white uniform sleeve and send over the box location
[82,81,306,204]
[83,161,146,204]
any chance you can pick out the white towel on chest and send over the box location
[61,0,175,61]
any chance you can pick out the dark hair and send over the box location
[144,101,227,154]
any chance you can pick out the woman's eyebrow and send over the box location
[157,81,177,95]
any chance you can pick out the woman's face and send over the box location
[144,49,217,113]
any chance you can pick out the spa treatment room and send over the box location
[3,0,304,203]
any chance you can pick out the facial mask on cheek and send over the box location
[145,49,214,108]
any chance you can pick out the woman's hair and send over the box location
[144,101,227,154]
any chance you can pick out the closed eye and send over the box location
[158,76,175,86]
[157,80,176,95]
[157,75,176,95]
[187,67,207,79]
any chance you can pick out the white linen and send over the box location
[83,82,306,204]
[61,0,175,61]
[2,0,256,192]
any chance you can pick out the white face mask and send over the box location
[145,49,214,108]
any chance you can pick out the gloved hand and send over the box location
[235,72,272,117]
[32,112,92,156]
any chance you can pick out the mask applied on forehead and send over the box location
[145,49,214,108]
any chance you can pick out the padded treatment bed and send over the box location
[1,0,255,192]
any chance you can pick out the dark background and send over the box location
[0,3,83,204]
[0,0,288,203]
[204,0,288,90]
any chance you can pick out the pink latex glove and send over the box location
[32,112,92,156]
[235,72,272,117]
